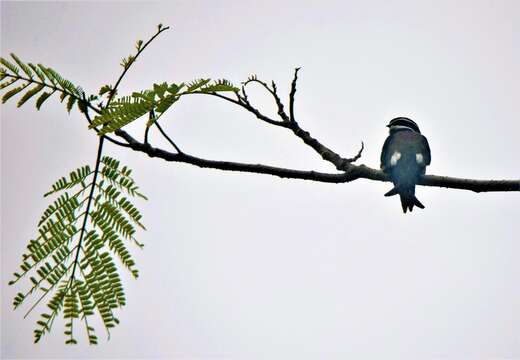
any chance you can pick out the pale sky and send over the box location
[1,1,519,359]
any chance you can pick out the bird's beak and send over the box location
[386,124,391,128]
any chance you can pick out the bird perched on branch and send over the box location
[380,117,431,213]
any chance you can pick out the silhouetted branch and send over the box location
[418,175,520,192]
[346,142,364,163]
[112,127,519,192]
[154,121,183,154]
[100,69,519,194]
[289,67,300,122]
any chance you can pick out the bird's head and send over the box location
[387,117,421,133]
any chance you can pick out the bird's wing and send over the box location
[380,135,393,170]
[421,135,431,165]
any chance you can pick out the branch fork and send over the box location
[88,35,519,194]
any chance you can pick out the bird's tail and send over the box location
[385,185,424,213]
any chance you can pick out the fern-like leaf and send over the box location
[44,166,92,197]
[9,156,147,344]
[0,54,85,112]
[89,77,238,135]
[89,96,155,136]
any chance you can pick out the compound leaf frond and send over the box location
[10,157,147,344]
[0,54,86,113]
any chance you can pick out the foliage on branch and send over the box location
[89,79,239,135]
[0,54,94,112]
[9,156,146,344]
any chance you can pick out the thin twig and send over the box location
[345,141,364,163]
[106,25,170,108]
[189,91,286,127]
[289,67,300,122]
[81,26,171,145]
[144,110,154,144]
[241,77,290,122]
[154,121,183,154]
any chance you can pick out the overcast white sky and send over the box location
[1,1,519,359]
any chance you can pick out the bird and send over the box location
[380,117,431,213]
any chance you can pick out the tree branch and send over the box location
[112,128,520,192]
[114,128,346,182]
[95,64,517,194]
[346,142,364,163]
[418,174,520,192]
[81,100,132,147]
[288,120,353,170]
[154,121,183,154]
[241,76,290,123]
[191,90,286,127]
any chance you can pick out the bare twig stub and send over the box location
[289,67,300,122]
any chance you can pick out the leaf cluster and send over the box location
[9,156,147,344]
[0,54,88,112]
[90,79,239,135]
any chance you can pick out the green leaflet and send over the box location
[167,82,185,95]
[187,78,211,92]
[11,53,34,78]
[1,56,20,74]
[17,84,44,107]
[63,283,80,344]
[2,82,29,103]
[98,84,113,97]
[153,82,168,98]
[28,63,46,82]
[35,91,53,110]
[66,96,76,113]
[0,77,18,90]
[10,156,147,344]
[199,79,239,93]
[120,55,135,70]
